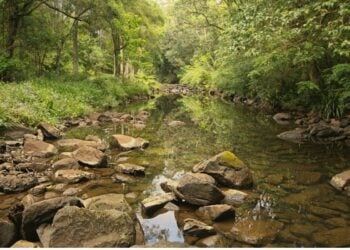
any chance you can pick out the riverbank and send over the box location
[0,75,153,128]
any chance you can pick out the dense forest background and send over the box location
[0,0,349,126]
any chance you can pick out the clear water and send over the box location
[1,94,350,247]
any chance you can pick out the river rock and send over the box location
[132,241,189,248]
[295,171,321,185]
[28,183,49,196]
[174,173,224,206]
[0,173,38,193]
[230,219,284,246]
[160,179,179,192]
[84,193,133,218]
[37,123,61,140]
[196,234,231,248]
[22,196,84,241]
[56,138,106,151]
[16,161,49,172]
[141,193,176,214]
[111,135,149,150]
[23,139,57,158]
[62,187,82,196]
[51,158,80,171]
[37,206,135,247]
[330,169,350,190]
[222,189,249,206]
[277,129,309,143]
[196,204,235,222]
[0,219,16,247]
[21,194,38,208]
[164,202,180,211]
[11,240,40,248]
[115,163,145,176]
[183,218,216,237]
[193,151,253,188]
[72,146,107,167]
[313,227,350,247]
[54,169,95,184]
[273,113,292,124]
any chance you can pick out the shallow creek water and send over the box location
[1,94,350,247]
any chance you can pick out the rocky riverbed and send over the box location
[1,93,350,247]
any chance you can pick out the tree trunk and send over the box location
[72,20,79,75]
[112,28,121,77]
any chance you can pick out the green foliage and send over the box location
[0,75,149,127]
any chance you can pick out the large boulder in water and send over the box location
[111,135,149,151]
[84,193,134,218]
[72,146,107,167]
[174,173,224,206]
[193,151,253,188]
[37,206,135,247]
[22,196,84,241]
[196,204,235,222]
[23,139,57,158]
[277,129,309,143]
[54,169,95,184]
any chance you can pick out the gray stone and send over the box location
[23,139,58,158]
[222,189,249,206]
[37,206,135,247]
[72,146,107,167]
[22,196,84,241]
[174,173,224,206]
[54,169,95,184]
[51,158,80,171]
[111,135,149,151]
[0,173,38,194]
[183,218,216,237]
[141,193,176,214]
[193,151,253,188]
[37,123,61,140]
[56,138,106,151]
[115,163,145,176]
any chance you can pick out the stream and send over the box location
[1,93,350,247]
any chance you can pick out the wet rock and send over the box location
[222,189,248,206]
[23,139,57,158]
[11,240,40,248]
[97,114,113,123]
[160,179,179,192]
[277,128,309,143]
[196,204,235,222]
[196,234,231,248]
[310,124,340,138]
[54,169,95,184]
[141,193,176,214]
[48,183,67,192]
[44,192,59,200]
[112,173,133,183]
[21,194,38,208]
[0,173,38,193]
[330,169,350,190]
[37,123,61,140]
[132,241,189,248]
[22,196,84,241]
[62,187,82,196]
[168,120,185,127]
[72,146,107,167]
[84,193,133,218]
[273,113,292,125]
[174,173,224,206]
[164,202,180,211]
[37,206,135,247]
[283,185,333,205]
[58,152,73,159]
[193,151,253,188]
[28,184,49,196]
[111,135,149,151]
[16,161,49,172]
[313,227,350,247]
[0,219,16,247]
[51,158,80,171]
[56,138,106,151]
[183,218,216,237]
[230,219,284,246]
[115,163,145,176]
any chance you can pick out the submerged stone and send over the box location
[313,227,350,247]
[111,135,149,151]
[330,169,350,190]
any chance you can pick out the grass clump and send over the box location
[0,75,150,127]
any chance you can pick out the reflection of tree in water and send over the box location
[143,224,171,243]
